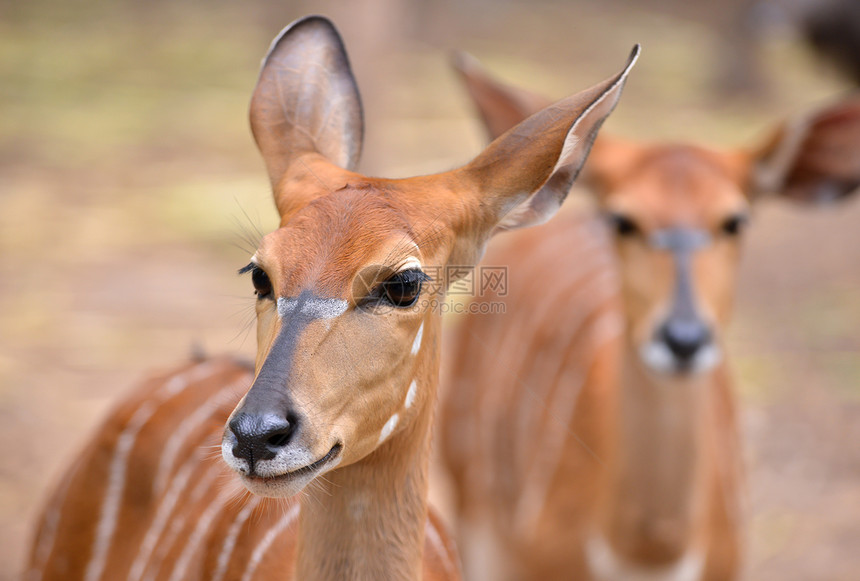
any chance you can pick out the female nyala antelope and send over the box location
[26,16,638,581]
[439,55,860,581]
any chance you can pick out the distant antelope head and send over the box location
[454,52,860,377]
[221,17,638,498]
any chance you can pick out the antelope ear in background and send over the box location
[751,97,860,204]
[452,50,646,199]
[458,45,640,234]
[452,51,552,140]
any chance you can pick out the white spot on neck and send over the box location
[348,494,369,521]
[378,414,399,444]
[277,297,348,320]
[411,322,424,355]
[405,380,418,409]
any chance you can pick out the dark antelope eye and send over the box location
[608,213,639,237]
[721,214,748,236]
[380,269,428,308]
[239,263,273,299]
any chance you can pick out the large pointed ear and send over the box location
[453,53,643,200]
[250,16,363,205]
[452,51,552,140]
[459,45,639,233]
[750,97,860,203]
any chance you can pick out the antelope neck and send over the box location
[294,314,440,581]
[601,346,714,564]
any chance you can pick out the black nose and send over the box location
[659,318,711,362]
[229,412,297,466]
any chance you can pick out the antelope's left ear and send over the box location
[751,97,860,203]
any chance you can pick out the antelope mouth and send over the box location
[245,442,342,484]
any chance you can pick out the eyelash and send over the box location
[239,264,431,307]
[379,269,429,307]
[239,263,273,299]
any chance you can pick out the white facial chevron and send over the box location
[277,297,348,320]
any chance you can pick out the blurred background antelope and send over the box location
[2,0,859,580]
[438,51,860,581]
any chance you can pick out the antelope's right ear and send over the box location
[452,51,552,140]
[250,16,364,215]
[750,97,860,204]
[459,46,639,234]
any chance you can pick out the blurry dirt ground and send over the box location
[1,0,859,579]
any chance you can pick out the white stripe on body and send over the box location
[211,497,263,581]
[129,450,216,581]
[474,232,610,499]
[514,309,623,537]
[509,264,617,531]
[425,518,457,579]
[167,487,234,581]
[84,401,158,581]
[27,460,79,581]
[141,463,221,581]
[512,263,615,476]
[153,377,249,495]
[240,503,301,581]
[84,362,217,581]
[508,219,613,477]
